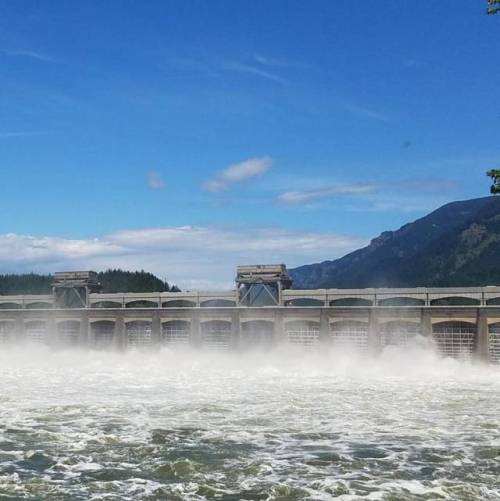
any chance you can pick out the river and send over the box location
[0,344,499,500]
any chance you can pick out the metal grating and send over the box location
[286,322,320,347]
[126,321,152,349]
[240,321,275,350]
[162,321,190,347]
[57,322,80,347]
[380,321,420,348]
[0,322,13,344]
[92,322,115,349]
[330,321,368,351]
[432,322,476,360]
[489,323,500,365]
[201,321,231,351]
[25,322,48,344]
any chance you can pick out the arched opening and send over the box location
[200,320,231,351]
[378,297,425,307]
[432,321,476,360]
[285,298,324,307]
[0,303,21,310]
[486,297,500,306]
[240,320,275,350]
[431,297,480,306]
[126,321,152,349]
[285,320,320,347]
[380,321,420,347]
[24,321,48,344]
[57,320,80,347]
[91,320,115,349]
[330,298,373,307]
[125,300,158,309]
[330,320,368,351]
[162,320,190,347]
[0,321,15,344]
[489,322,500,365]
[200,299,236,308]
[25,302,53,310]
[162,299,196,308]
[91,301,122,309]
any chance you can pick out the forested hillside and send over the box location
[0,269,179,295]
[290,196,500,288]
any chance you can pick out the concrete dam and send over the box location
[0,265,499,364]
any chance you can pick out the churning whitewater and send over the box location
[0,343,499,500]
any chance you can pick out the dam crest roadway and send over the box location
[0,265,499,365]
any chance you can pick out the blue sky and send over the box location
[0,0,498,288]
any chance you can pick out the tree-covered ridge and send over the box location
[0,269,180,295]
[290,196,500,289]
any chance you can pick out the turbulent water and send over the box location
[0,344,499,500]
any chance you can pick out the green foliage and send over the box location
[487,0,500,14]
[0,269,180,295]
[0,273,52,295]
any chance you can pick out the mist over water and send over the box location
[0,341,499,500]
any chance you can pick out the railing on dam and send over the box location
[1,286,500,309]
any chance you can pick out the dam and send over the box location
[0,264,499,364]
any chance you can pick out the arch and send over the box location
[378,297,425,307]
[0,302,22,310]
[125,300,158,309]
[25,302,53,310]
[486,297,500,306]
[91,320,115,349]
[380,320,420,347]
[91,301,122,309]
[285,298,324,307]
[0,321,15,344]
[330,298,373,307]
[432,321,476,360]
[430,296,480,306]
[126,320,152,348]
[200,320,231,351]
[285,320,320,347]
[330,320,368,351]
[488,322,500,365]
[162,320,190,346]
[162,299,196,308]
[240,320,275,350]
[24,320,48,344]
[57,320,80,347]
[200,299,236,308]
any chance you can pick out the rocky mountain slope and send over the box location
[290,196,500,288]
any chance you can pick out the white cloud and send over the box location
[221,62,287,84]
[146,170,166,190]
[277,184,377,205]
[341,102,389,122]
[0,131,52,138]
[0,49,57,63]
[0,226,365,290]
[204,156,272,193]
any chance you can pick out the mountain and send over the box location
[290,196,500,289]
[0,269,180,295]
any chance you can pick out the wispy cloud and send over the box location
[146,170,166,190]
[0,49,58,64]
[0,131,52,138]
[0,226,365,290]
[277,184,377,205]
[221,61,287,84]
[341,102,389,122]
[204,156,272,193]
